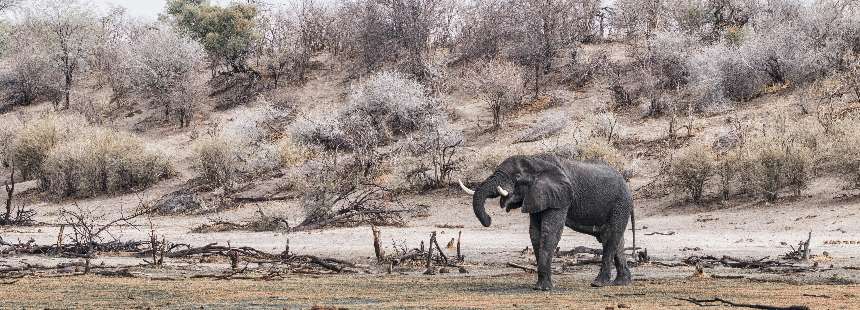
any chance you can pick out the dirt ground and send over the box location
[1,270,857,309]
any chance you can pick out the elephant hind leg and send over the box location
[612,240,632,286]
[591,228,616,287]
[611,203,633,286]
[593,204,632,287]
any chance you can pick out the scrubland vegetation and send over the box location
[0,0,858,226]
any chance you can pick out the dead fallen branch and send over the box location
[644,231,676,236]
[192,208,289,233]
[674,297,809,310]
[507,262,537,273]
[783,232,812,261]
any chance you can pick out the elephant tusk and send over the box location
[458,180,476,195]
[497,186,509,197]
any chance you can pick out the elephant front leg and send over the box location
[535,209,565,291]
[528,214,542,290]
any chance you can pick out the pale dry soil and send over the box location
[1,270,858,309]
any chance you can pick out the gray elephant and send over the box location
[459,154,635,290]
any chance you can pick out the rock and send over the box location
[153,190,201,214]
[458,266,469,274]
[423,267,438,275]
[439,267,450,274]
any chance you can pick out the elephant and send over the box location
[458,154,635,290]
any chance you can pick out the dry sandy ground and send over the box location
[2,186,860,309]
[1,271,858,309]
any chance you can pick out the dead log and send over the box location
[507,262,537,273]
[674,297,809,310]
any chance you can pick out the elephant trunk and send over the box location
[472,177,501,227]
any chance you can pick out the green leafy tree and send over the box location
[165,0,258,75]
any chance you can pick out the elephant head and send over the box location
[459,155,573,227]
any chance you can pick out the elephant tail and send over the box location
[628,204,636,259]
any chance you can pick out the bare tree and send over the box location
[255,3,312,87]
[331,0,444,79]
[20,0,95,109]
[457,0,598,96]
[467,60,525,130]
[132,26,202,127]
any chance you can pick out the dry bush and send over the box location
[291,111,350,150]
[400,125,464,191]
[339,71,443,143]
[41,128,172,198]
[295,148,405,230]
[0,116,23,166]
[338,71,447,176]
[593,111,621,142]
[1,37,60,106]
[12,114,87,180]
[640,31,693,89]
[277,137,312,168]
[466,60,526,129]
[739,119,817,201]
[193,104,289,189]
[670,145,715,202]
[192,136,239,190]
[565,49,609,88]
[688,44,767,109]
[514,112,569,144]
[822,124,860,188]
[576,139,626,173]
[131,26,203,127]
[715,149,746,200]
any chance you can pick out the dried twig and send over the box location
[674,297,809,310]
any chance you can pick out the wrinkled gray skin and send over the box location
[469,154,633,290]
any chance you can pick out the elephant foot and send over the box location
[611,276,632,286]
[533,280,553,291]
[590,276,612,287]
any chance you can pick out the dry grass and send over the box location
[0,274,855,309]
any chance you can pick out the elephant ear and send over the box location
[521,170,572,214]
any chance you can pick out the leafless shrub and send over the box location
[193,104,289,189]
[565,49,609,88]
[131,26,203,127]
[669,145,715,203]
[466,60,526,129]
[16,0,96,109]
[400,124,464,190]
[337,71,446,175]
[822,124,860,188]
[57,202,153,266]
[1,35,60,106]
[330,0,443,79]
[593,111,621,142]
[733,117,817,201]
[294,148,407,231]
[254,4,313,87]
[514,113,569,144]
[291,112,350,150]
[689,44,767,109]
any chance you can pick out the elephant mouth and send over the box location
[502,197,523,212]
